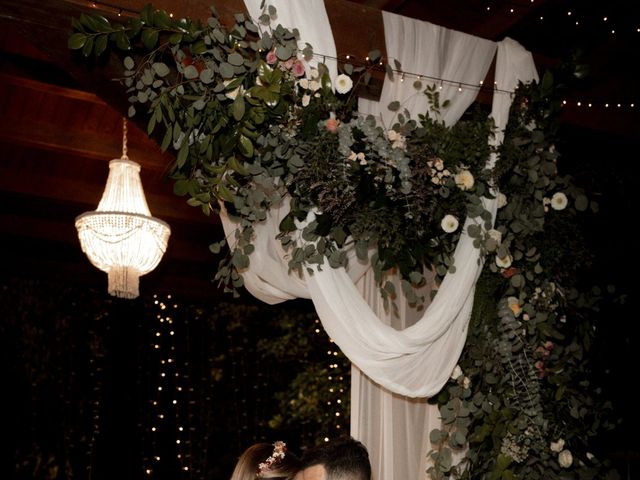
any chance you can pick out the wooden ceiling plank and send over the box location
[0,154,217,226]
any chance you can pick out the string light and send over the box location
[562,100,635,109]
[144,294,192,477]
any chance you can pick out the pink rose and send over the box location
[544,341,555,351]
[266,50,277,64]
[283,58,294,70]
[292,60,305,77]
[325,118,339,133]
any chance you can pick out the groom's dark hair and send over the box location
[301,436,371,480]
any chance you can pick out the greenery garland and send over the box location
[69,4,616,478]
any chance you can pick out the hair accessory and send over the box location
[257,441,286,476]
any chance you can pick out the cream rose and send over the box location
[335,74,353,94]
[550,439,565,453]
[551,192,568,210]
[441,215,459,233]
[454,169,475,190]
[495,254,513,269]
[450,365,463,380]
[558,449,573,468]
[488,229,502,244]
[497,192,507,208]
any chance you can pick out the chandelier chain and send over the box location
[122,117,128,159]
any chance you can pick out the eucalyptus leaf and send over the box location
[228,52,244,66]
[184,65,199,80]
[152,62,170,77]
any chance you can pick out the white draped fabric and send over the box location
[229,1,538,478]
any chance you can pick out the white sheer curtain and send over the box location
[227,2,538,478]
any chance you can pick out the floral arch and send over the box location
[69,1,615,478]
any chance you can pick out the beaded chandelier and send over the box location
[75,119,171,299]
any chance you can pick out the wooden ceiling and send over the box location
[0,0,637,301]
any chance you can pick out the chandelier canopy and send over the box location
[75,119,171,299]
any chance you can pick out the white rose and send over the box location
[434,158,444,171]
[441,215,459,233]
[550,439,565,453]
[454,170,475,190]
[309,80,321,92]
[488,229,502,244]
[450,365,463,380]
[302,94,311,107]
[462,376,471,389]
[558,449,573,468]
[495,254,512,269]
[497,192,507,208]
[392,135,406,150]
[387,130,399,141]
[298,78,309,89]
[335,74,353,94]
[551,192,568,210]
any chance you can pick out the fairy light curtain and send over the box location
[228,1,537,478]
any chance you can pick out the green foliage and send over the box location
[427,79,617,479]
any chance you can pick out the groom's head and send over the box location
[294,437,371,480]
